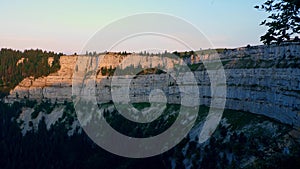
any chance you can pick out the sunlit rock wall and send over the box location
[5,42,300,128]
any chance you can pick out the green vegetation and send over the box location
[188,63,203,71]
[131,102,151,111]
[172,51,195,58]
[103,103,180,137]
[0,100,299,169]
[31,100,55,119]
[99,66,116,76]
[136,68,166,75]
[0,48,62,97]
[196,48,225,55]
[223,109,270,130]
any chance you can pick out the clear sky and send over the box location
[0,0,268,54]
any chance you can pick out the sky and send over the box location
[0,0,268,54]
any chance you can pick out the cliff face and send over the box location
[94,68,300,128]
[7,56,77,101]
[5,42,300,128]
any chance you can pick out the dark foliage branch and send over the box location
[255,0,300,44]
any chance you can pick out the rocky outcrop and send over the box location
[94,68,300,127]
[7,56,76,102]
[5,42,300,128]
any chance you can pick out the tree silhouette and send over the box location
[255,0,300,44]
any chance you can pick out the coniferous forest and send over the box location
[0,48,62,97]
[0,100,300,169]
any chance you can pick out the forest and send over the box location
[0,48,62,97]
[0,100,299,169]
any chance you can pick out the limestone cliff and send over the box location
[5,42,300,128]
[7,56,76,101]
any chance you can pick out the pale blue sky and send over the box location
[0,0,268,54]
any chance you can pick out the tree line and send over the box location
[0,48,62,97]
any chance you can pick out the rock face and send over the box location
[5,42,300,128]
[94,68,300,127]
[7,56,77,101]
